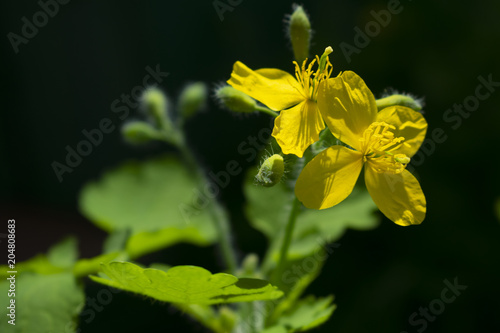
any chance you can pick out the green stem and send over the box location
[176,136,238,273]
[255,105,278,117]
[271,196,301,286]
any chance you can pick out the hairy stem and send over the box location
[271,196,301,287]
[177,137,238,273]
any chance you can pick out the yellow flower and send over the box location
[227,47,333,158]
[295,71,428,226]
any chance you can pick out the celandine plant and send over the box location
[0,5,429,333]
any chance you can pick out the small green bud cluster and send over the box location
[122,83,208,146]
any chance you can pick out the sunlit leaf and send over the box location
[90,261,283,305]
[0,273,84,333]
[72,252,121,278]
[79,156,218,257]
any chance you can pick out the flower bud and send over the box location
[178,82,207,119]
[376,93,424,111]
[255,154,285,187]
[215,86,257,113]
[288,5,311,63]
[121,121,161,144]
[141,87,170,129]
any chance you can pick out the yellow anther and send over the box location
[293,50,332,102]
[362,122,410,174]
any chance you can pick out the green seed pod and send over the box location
[121,121,161,144]
[288,5,311,63]
[178,82,207,119]
[215,86,257,113]
[255,154,285,187]
[376,93,424,111]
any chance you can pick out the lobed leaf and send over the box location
[90,262,283,305]
[79,156,218,257]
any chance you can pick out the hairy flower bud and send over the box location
[376,93,424,111]
[215,86,257,113]
[288,5,312,63]
[121,121,161,144]
[141,87,171,130]
[255,154,285,187]
[178,82,207,119]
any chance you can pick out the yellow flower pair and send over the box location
[227,52,427,226]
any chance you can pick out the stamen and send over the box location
[361,122,410,174]
[293,51,333,101]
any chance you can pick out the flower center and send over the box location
[293,47,333,102]
[360,122,410,174]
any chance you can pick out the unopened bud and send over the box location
[376,93,423,112]
[178,82,207,119]
[288,5,311,63]
[141,87,170,129]
[121,121,161,144]
[255,154,285,187]
[215,86,257,113]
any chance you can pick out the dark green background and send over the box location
[2,0,499,332]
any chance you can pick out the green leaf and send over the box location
[79,156,218,257]
[176,304,237,333]
[268,252,327,324]
[0,237,78,278]
[90,262,283,305]
[102,229,131,254]
[245,168,379,261]
[263,296,336,333]
[72,252,121,277]
[126,227,214,259]
[0,273,84,333]
[47,236,78,268]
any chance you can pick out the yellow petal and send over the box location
[295,145,363,209]
[272,100,324,158]
[317,71,378,151]
[364,166,426,226]
[376,106,428,157]
[227,61,304,111]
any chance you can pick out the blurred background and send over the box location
[1,0,500,332]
